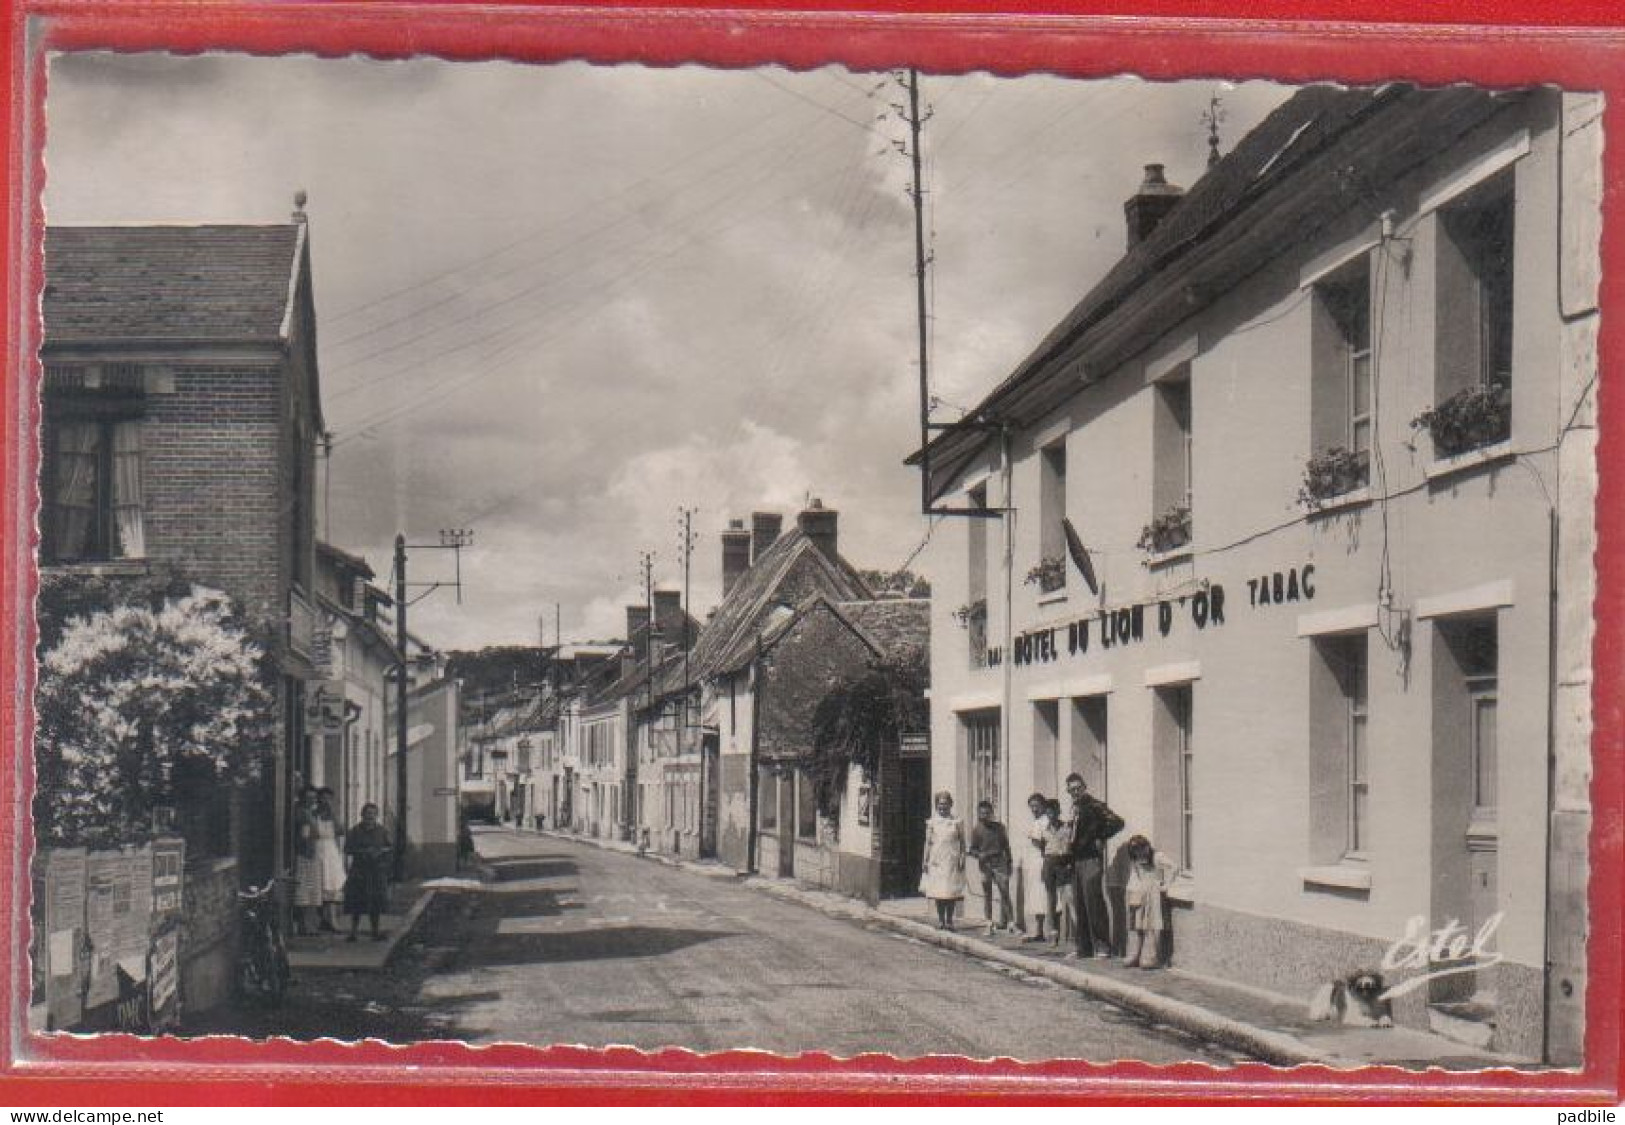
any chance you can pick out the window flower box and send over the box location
[952,598,987,629]
[1023,555,1066,594]
[1138,504,1191,556]
[1412,383,1511,459]
[1298,446,1370,509]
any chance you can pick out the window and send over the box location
[1038,443,1067,592]
[796,769,817,841]
[1150,372,1193,551]
[1154,685,1194,872]
[1310,255,1373,487]
[962,711,1001,818]
[1444,616,1499,821]
[758,766,778,831]
[1432,173,1514,451]
[1311,633,1370,862]
[42,417,145,562]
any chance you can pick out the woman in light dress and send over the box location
[292,786,324,935]
[919,790,968,931]
[314,788,346,932]
[1019,792,1053,943]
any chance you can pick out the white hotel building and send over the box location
[914,84,1599,1062]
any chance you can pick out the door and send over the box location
[701,733,720,857]
[890,755,931,896]
[777,772,795,877]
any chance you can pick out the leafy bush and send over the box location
[808,643,929,818]
[1023,555,1066,593]
[1299,446,1370,507]
[952,598,987,629]
[1412,384,1511,458]
[1137,505,1192,555]
[34,575,275,848]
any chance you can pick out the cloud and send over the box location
[44,53,1291,648]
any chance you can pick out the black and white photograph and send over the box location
[22,44,1602,1074]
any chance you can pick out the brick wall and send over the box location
[141,363,286,621]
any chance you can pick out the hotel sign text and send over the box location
[994,564,1317,668]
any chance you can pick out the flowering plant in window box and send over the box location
[1298,446,1370,508]
[951,597,987,629]
[1023,555,1066,594]
[1137,504,1192,555]
[1411,383,1511,458]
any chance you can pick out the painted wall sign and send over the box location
[1008,585,1228,668]
[899,733,931,760]
[1247,564,1315,607]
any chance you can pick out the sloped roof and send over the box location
[43,224,305,345]
[687,527,874,681]
[317,540,375,579]
[835,598,929,663]
[910,83,1523,494]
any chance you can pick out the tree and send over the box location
[807,641,929,817]
[856,569,931,598]
[34,579,274,849]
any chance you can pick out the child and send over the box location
[967,799,1015,936]
[1039,799,1075,948]
[1122,834,1179,969]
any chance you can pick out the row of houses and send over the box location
[34,206,465,1025]
[472,503,934,904]
[911,84,1600,1063]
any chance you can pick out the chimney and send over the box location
[1124,163,1185,250]
[626,604,650,643]
[797,498,839,562]
[721,519,752,598]
[751,511,783,562]
[653,589,685,649]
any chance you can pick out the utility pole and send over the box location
[905,67,932,517]
[393,535,408,884]
[678,507,700,848]
[391,527,473,880]
[637,550,654,837]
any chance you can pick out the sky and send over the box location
[42,52,1290,650]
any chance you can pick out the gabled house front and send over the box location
[38,207,328,1012]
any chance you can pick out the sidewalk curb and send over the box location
[287,887,437,971]
[386,888,438,965]
[751,879,1343,1068]
[519,826,1342,1067]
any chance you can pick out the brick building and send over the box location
[39,208,328,1011]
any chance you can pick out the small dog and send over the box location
[1308,971,1395,1027]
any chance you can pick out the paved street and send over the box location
[390,828,1244,1062]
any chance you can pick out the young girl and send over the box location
[1040,799,1075,948]
[1122,834,1179,969]
[920,791,968,931]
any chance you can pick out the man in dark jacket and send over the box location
[1065,772,1123,958]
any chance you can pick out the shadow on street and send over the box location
[472,925,737,968]
[484,856,579,882]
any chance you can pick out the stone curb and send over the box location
[759,882,1343,1068]
[287,887,437,971]
[491,828,1346,1067]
